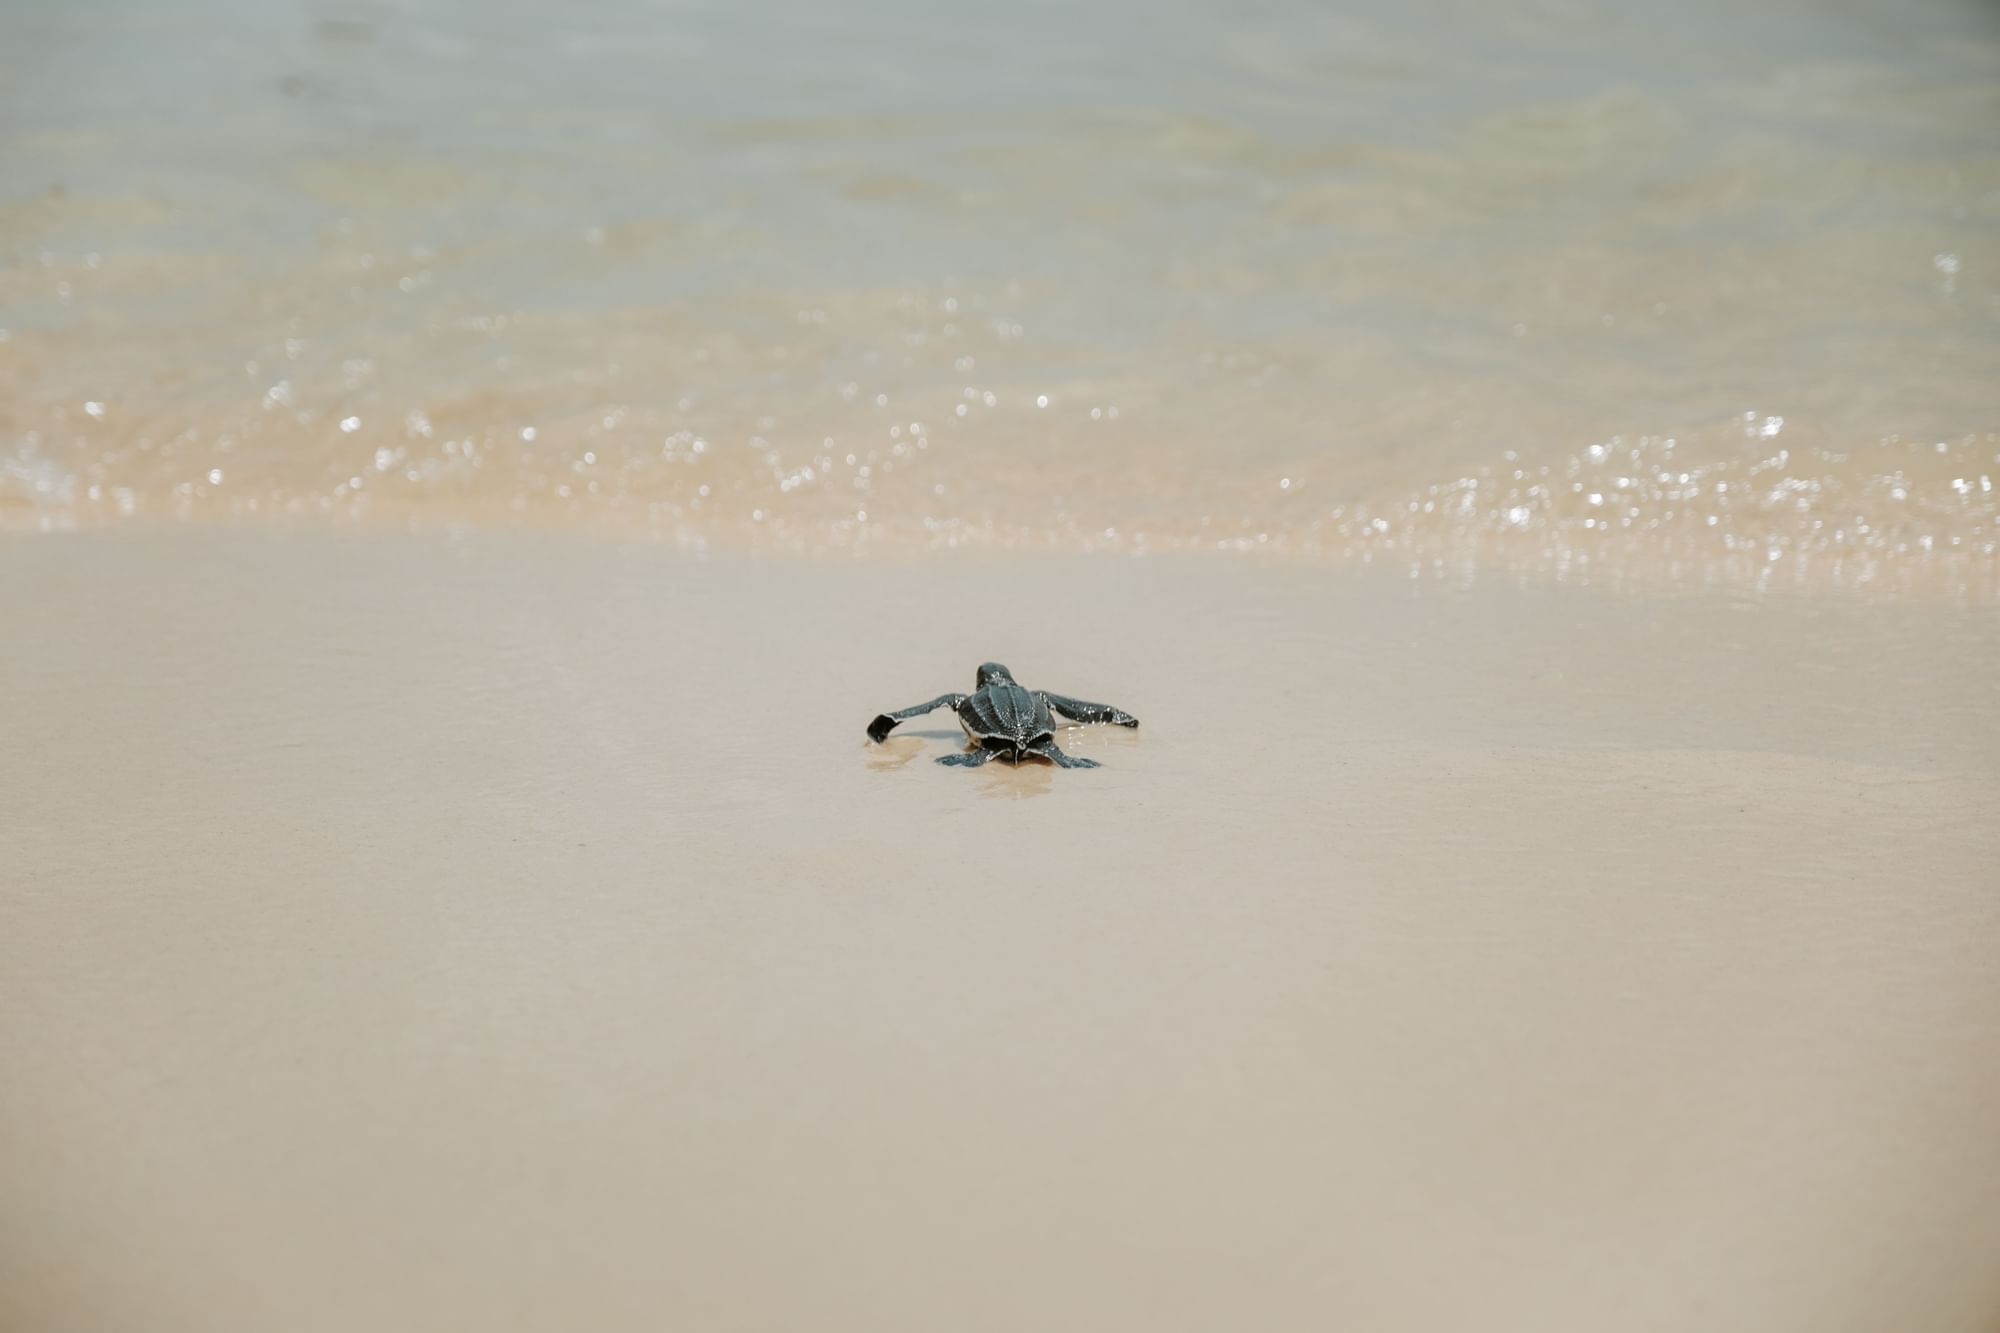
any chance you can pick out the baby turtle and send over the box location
[866,662,1139,768]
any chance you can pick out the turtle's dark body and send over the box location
[866,662,1139,768]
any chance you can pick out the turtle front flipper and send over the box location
[1030,737,1100,768]
[1042,692,1139,728]
[867,692,969,742]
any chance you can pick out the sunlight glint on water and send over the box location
[2,0,1996,596]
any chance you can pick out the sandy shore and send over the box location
[3,528,1998,1332]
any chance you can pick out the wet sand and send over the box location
[4,529,1997,1332]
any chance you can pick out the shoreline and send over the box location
[4,503,1995,606]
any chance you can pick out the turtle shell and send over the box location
[958,681,1055,745]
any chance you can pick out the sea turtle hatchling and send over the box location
[866,662,1140,768]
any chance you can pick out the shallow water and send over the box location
[3,0,1998,595]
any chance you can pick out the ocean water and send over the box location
[2,0,1997,595]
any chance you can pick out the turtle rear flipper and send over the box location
[1031,737,1100,769]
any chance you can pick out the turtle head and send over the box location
[975,661,1015,688]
